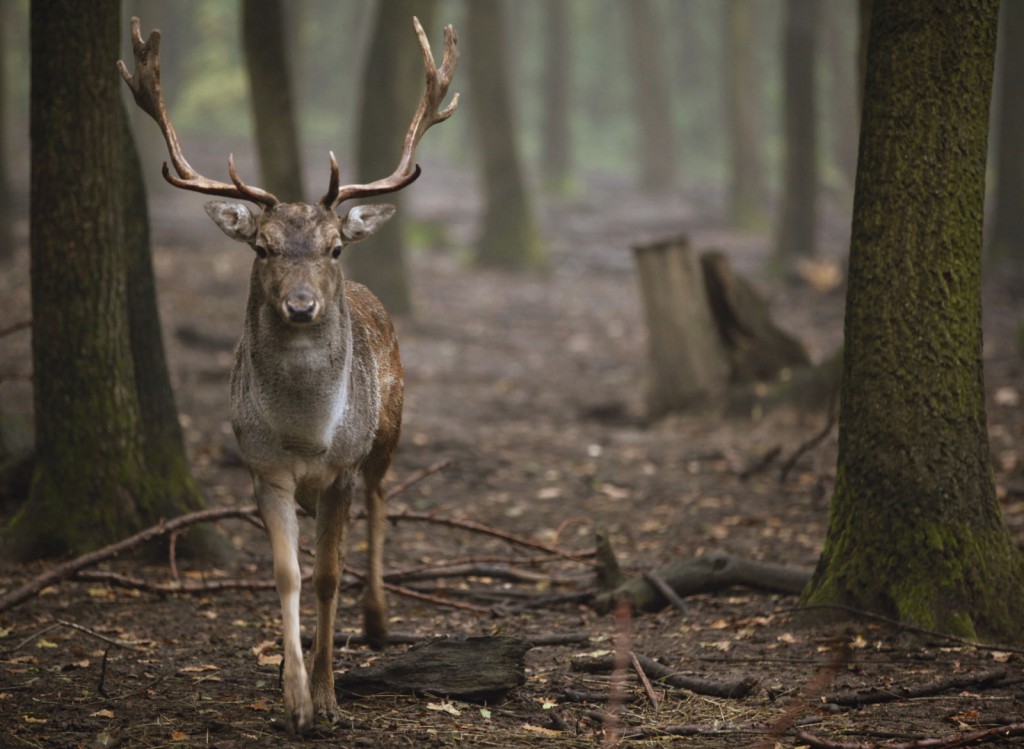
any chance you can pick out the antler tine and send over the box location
[118,17,278,209]
[326,17,460,210]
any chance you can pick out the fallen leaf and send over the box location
[178,664,220,674]
[523,724,561,737]
[258,652,283,667]
[36,639,59,649]
[426,700,461,716]
[247,701,270,712]
[22,716,47,724]
[91,709,115,719]
[170,730,188,741]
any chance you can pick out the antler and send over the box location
[117,17,279,209]
[320,16,460,210]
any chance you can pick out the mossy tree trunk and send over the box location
[241,0,305,203]
[0,0,11,264]
[346,0,437,317]
[467,0,546,271]
[801,0,1024,644]
[774,0,819,266]
[989,0,1024,265]
[3,1,212,561]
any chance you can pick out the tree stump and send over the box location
[335,635,532,702]
[633,237,811,417]
[633,237,730,416]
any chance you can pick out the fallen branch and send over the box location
[796,722,1024,749]
[591,549,811,614]
[0,505,261,613]
[825,667,1008,708]
[572,651,757,698]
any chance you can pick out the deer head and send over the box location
[118,15,459,327]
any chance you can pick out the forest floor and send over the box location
[1,167,1024,747]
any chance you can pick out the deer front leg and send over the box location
[255,476,312,735]
[309,478,354,722]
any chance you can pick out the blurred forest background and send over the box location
[2,0,1021,275]
[0,0,865,268]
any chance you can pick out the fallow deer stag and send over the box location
[118,16,459,734]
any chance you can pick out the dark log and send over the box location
[571,652,757,698]
[335,635,532,702]
[592,549,812,614]
[700,249,811,383]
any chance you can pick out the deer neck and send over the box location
[240,279,357,457]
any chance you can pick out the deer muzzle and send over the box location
[282,284,320,325]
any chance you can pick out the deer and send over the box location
[118,16,459,734]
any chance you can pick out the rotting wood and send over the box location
[334,635,532,702]
[591,548,812,614]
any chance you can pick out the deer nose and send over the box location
[283,288,319,323]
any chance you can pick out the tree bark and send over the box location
[626,0,675,193]
[241,0,305,203]
[467,0,546,270]
[989,0,1024,264]
[724,0,765,229]
[0,0,11,264]
[3,2,213,561]
[345,0,437,317]
[774,0,819,266]
[335,635,531,702]
[541,0,571,191]
[801,0,1024,644]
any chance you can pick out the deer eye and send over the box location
[331,244,343,260]
[254,244,269,260]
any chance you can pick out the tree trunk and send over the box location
[3,2,213,561]
[626,0,675,193]
[346,0,437,317]
[541,0,571,191]
[801,0,1024,644]
[989,0,1024,264]
[774,0,819,266]
[0,0,11,264]
[241,0,305,203]
[822,0,858,193]
[724,0,766,228]
[119,102,221,558]
[467,0,546,270]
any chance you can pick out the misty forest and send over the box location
[2,0,1024,746]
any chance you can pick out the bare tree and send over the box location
[774,0,819,266]
[467,0,546,270]
[346,0,438,316]
[626,0,675,192]
[989,0,1024,265]
[724,0,766,228]
[241,0,305,202]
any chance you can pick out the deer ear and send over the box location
[340,204,396,244]
[205,201,258,242]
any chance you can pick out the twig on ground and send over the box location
[0,319,31,339]
[755,638,849,748]
[54,618,143,651]
[641,570,687,614]
[796,722,1024,749]
[779,378,839,482]
[825,667,1008,708]
[791,603,1024,655]
[573,652,758,698]
[629,651,661,710]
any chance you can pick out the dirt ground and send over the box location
[1,167,1023,747]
